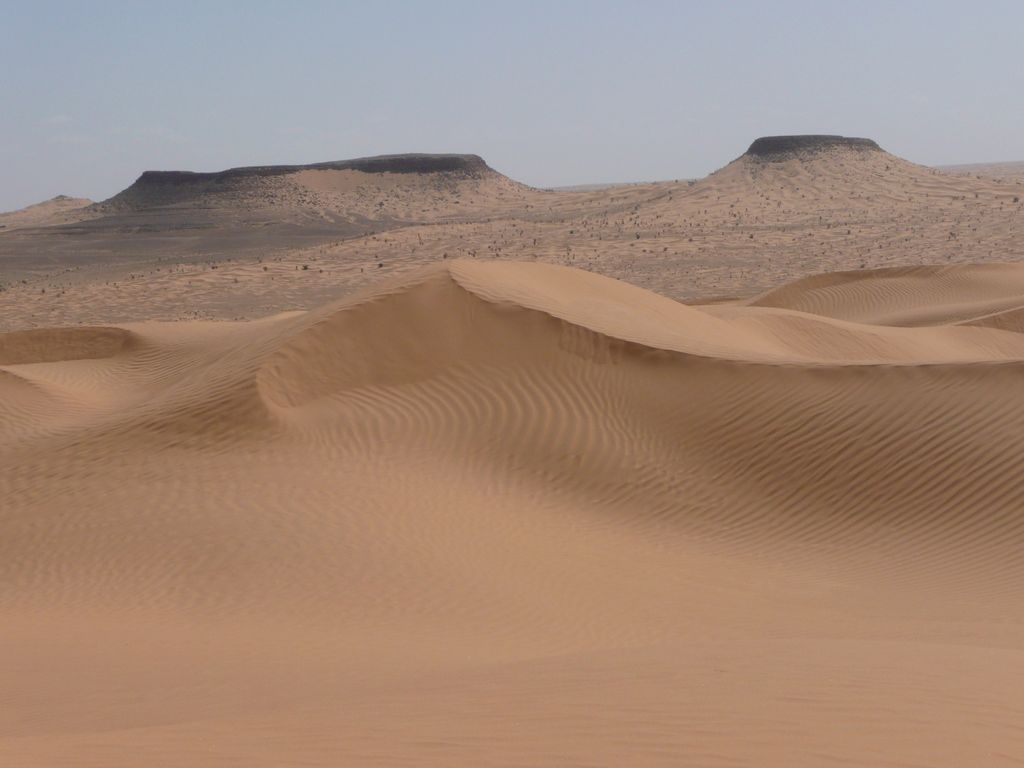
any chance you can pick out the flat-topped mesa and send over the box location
[96,153,498,211]
[134,153,492,186]
[745,135,882,160]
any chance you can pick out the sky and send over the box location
[2,0,1023,211]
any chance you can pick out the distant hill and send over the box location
[0,195,93,232]
[0,153,535,269]
[99,154,494,212]
[940,160,1024,183]
[2,137,1022,315]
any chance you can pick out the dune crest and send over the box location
[259,261,1024,413]
[0,325,140,365]
[4,261,1024,765]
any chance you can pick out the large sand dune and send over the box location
[3,260,1024,766]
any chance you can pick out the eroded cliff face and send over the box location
[745,135,882,160]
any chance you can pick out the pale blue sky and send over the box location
[2,1,1023,210]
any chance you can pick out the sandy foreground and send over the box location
[3,256,1024,766]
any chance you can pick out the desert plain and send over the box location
[2,135,1024,766]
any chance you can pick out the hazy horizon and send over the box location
[3,0,1023,211]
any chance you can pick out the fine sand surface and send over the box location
[4,259,1024,766]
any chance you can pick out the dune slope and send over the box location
[3,261,1024,767]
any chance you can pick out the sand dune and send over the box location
[746,262,1024,325]
[3,260,1024,766]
